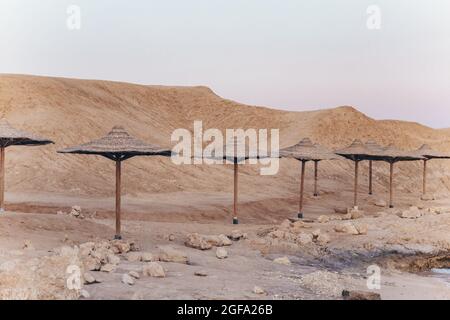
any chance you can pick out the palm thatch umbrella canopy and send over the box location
[205,140,264,225]
[58,126,171,239]
[280,138,342,218]
[365,140,384,195]
[335,140,375,208]
[0,119,53,211]
[413,144,450,196]
[374,144,424,208]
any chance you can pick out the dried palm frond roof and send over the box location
[280,138,342,161]
[335,139,375,161]
[58,126,172,161]
[413,144,450,159]
[202,139,268,163]
[374,144,425,162]
[365,140,384,153]
[0,119,53,147]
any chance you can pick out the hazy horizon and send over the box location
[1,0,449,128]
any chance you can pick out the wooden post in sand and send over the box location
[313,160,319,197]
[233,160,239,224]
[115,160,122,239]
[298,160,306,218]
[422,160,428,196]
[389,162,394,208]
[0,147,4,212]
[353,161,359,208]
[368,160,373,195]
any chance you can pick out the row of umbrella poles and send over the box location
[1,119,449,239]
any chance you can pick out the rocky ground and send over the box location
[0,196,449,300]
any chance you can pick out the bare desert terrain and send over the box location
[0,74,449,300]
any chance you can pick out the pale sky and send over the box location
[1,0,449,128]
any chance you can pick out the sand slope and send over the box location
[1,74,449,222]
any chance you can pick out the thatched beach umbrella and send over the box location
[0,119,53,211]
[335,140,374,208]
[280,138,341,218]
[365,140,384,195]
[375,144,424,208]
[58,126,171,239]
[413,144,450,196]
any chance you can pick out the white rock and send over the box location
[107,254,121,265]
[142,262,166,278]
[121,273,135,285]
[216,248,228,259]
[129,271,140,279]
[296,233,313,245]
[316,233,331,245]
[158,246,188,264]
[317,215,330,223]
[273,256,291,265]
[80,290,90,299]
[141,252,157,262]
[100,263,116,273]
[84,273,97,285]
[253,286,267,295]
[334,222,359,235]
[126,252,142,262]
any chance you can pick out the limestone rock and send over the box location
[216,248,228,259]
[142,262,166,278]
[296,233,313,245]
[253,286,267,295]
[126,252,142,262]
[228,230,246,241]
[121,273,135,285]
[129,271,140,279]
[80,290,90,299]
[316,233,331,245]
[194,270,208,277]
[107,254,121,265]
[374,199,387,208]
[158,246,188,264]
[334,222,359,235]
[83,273,97,285]
[185,233,213,250]
[349,208,364,219]
[317,215,330,223]
[399,207,423,219]
[273,256,291,265]
[141,252,158,262]
[100,263,116,273]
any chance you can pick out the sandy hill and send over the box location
[1,74,449,221]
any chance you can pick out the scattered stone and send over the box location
[100,263,116,273]
[296,233,313,245]
[129,271,140,279]
[70,206,85,219]
[253,286,267,295]
[142,262,166,278]
[121,273,135,286]
[168,234,176,241]
[111,240,131,254]
[342,290,381,300]
[273,256,291,265]
[194,270,208,277]
[83,273,97,285]
[349,208,364,219]
[158,246,188,264]
[126,252,142,262]
[312,229,321,239]
[80,290,90,299]
[316,233,331,245]
[317,215,330,223]
[216,248,228,259]
[374,199,387,208]
[141,252,157,262]
[399,206,423,219]
[228,230,246,241]
[279,219,292,230]
[334,222,359,235]
[185,233,213,250]
[107,254,121,265]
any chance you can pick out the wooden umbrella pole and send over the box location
[233,160,239,224]
[313,161,319,197]
[423,160,428,196]
[369,160,373,195]
[353,160,359,208]
[115,160,122,239]
[389,162,394,208]
[298,160,306,218]
[0,147,4,212]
